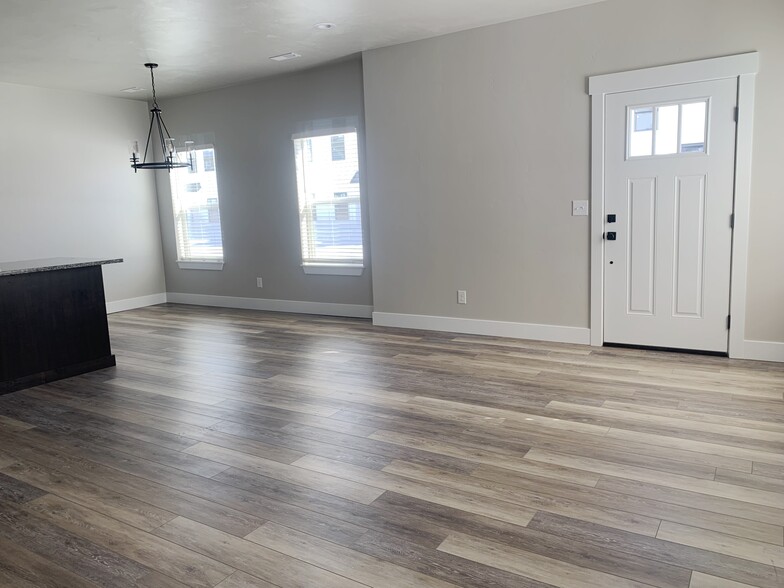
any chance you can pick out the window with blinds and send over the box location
[293,129,364,268]
[169,146,224,262]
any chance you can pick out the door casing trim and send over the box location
[588,52,759,358]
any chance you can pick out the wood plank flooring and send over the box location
[0,304,783,587]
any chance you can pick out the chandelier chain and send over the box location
[149,67,158,108]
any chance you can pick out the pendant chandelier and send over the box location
[130,63,193,172]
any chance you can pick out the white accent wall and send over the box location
[0,82,166,306]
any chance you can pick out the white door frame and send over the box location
[588,53,758,358]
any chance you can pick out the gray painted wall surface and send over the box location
[363,0,784,343]
[155,58,373,307]
[0,82,165,303]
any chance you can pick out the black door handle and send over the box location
[606,232,617,241]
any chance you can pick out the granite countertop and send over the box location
[0,257,123,277]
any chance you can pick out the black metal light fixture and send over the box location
[130,63,193,172]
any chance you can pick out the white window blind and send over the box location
[169,146,224,262]
[293,130,364,266]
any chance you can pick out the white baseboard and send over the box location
[166,292,373,319]
[372,312,591,345]
[106,293,167,314]
[741,340,784,363]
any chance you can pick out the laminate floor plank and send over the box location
[689,571,760,587]
[382,459,661,536]
[65,426,232,478]
[656,521,784,566]
[278,422,481,474]
[605,428,784,468]
[753,463,784,480]
[154,516,368,588]
[528,512,783,588]
[246,521,459,587]
[0,459,178,531]
[0,471,47,504]
[716,468,784,494]
[438,532,654,588]
[0,536,99,588]
[214,571,279,588]
[369,428,601,485]
[596,476,784,528]
[213,458,466,551]
[0,414,35,432]
[23,494,235,588]
[0,304,781,587]
[27,387,225,428]
[184,441,385,504]
[526,449,784,509]
[0,499,157,588]
[0,430,266,536]
[363,493,692,588]
[293,454,537,527]
[471,464,783,545]
[601,401,784,434]
[546,401,784,444]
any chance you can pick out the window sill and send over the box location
[302,264,364,276]
[177,261,224,271]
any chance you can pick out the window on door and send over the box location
[292,129,364,272]
[628,100,708,158]
[169,145,224,264]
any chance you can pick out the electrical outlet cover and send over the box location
[572,200,589,216]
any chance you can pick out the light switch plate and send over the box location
[572,200,589,216]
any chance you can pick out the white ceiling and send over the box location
[0,0,606,99]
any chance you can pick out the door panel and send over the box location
[604,79,737,352]
[627,177,656,315]
[673,175,706,317]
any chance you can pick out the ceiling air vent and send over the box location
[270,52,302,62]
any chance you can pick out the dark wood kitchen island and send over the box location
[0,257,122,394]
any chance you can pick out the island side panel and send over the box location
[0,265,116,394]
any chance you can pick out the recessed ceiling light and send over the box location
[120,86,146,93]
[314,22,336,30]
[270,52,302,62]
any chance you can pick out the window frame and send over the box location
[292,127,365,276]
[168,143,226,270]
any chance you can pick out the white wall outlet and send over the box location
[572,200,589,216]
[256,277,263,288]
[457,290,467,304]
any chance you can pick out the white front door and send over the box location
[603,78,737,352]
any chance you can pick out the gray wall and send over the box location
[362,0,784,343]
[156,58,372,307]
[0,82,166,303]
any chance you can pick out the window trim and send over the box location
[292,127,365,275]
[177,260,224,271]
[169,143,225,265]
[302,263,364,276]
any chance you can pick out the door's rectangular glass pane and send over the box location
[628,99,709,158]
[629,107,653,157]
[654,104,679,155]
[680,101,707,153]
